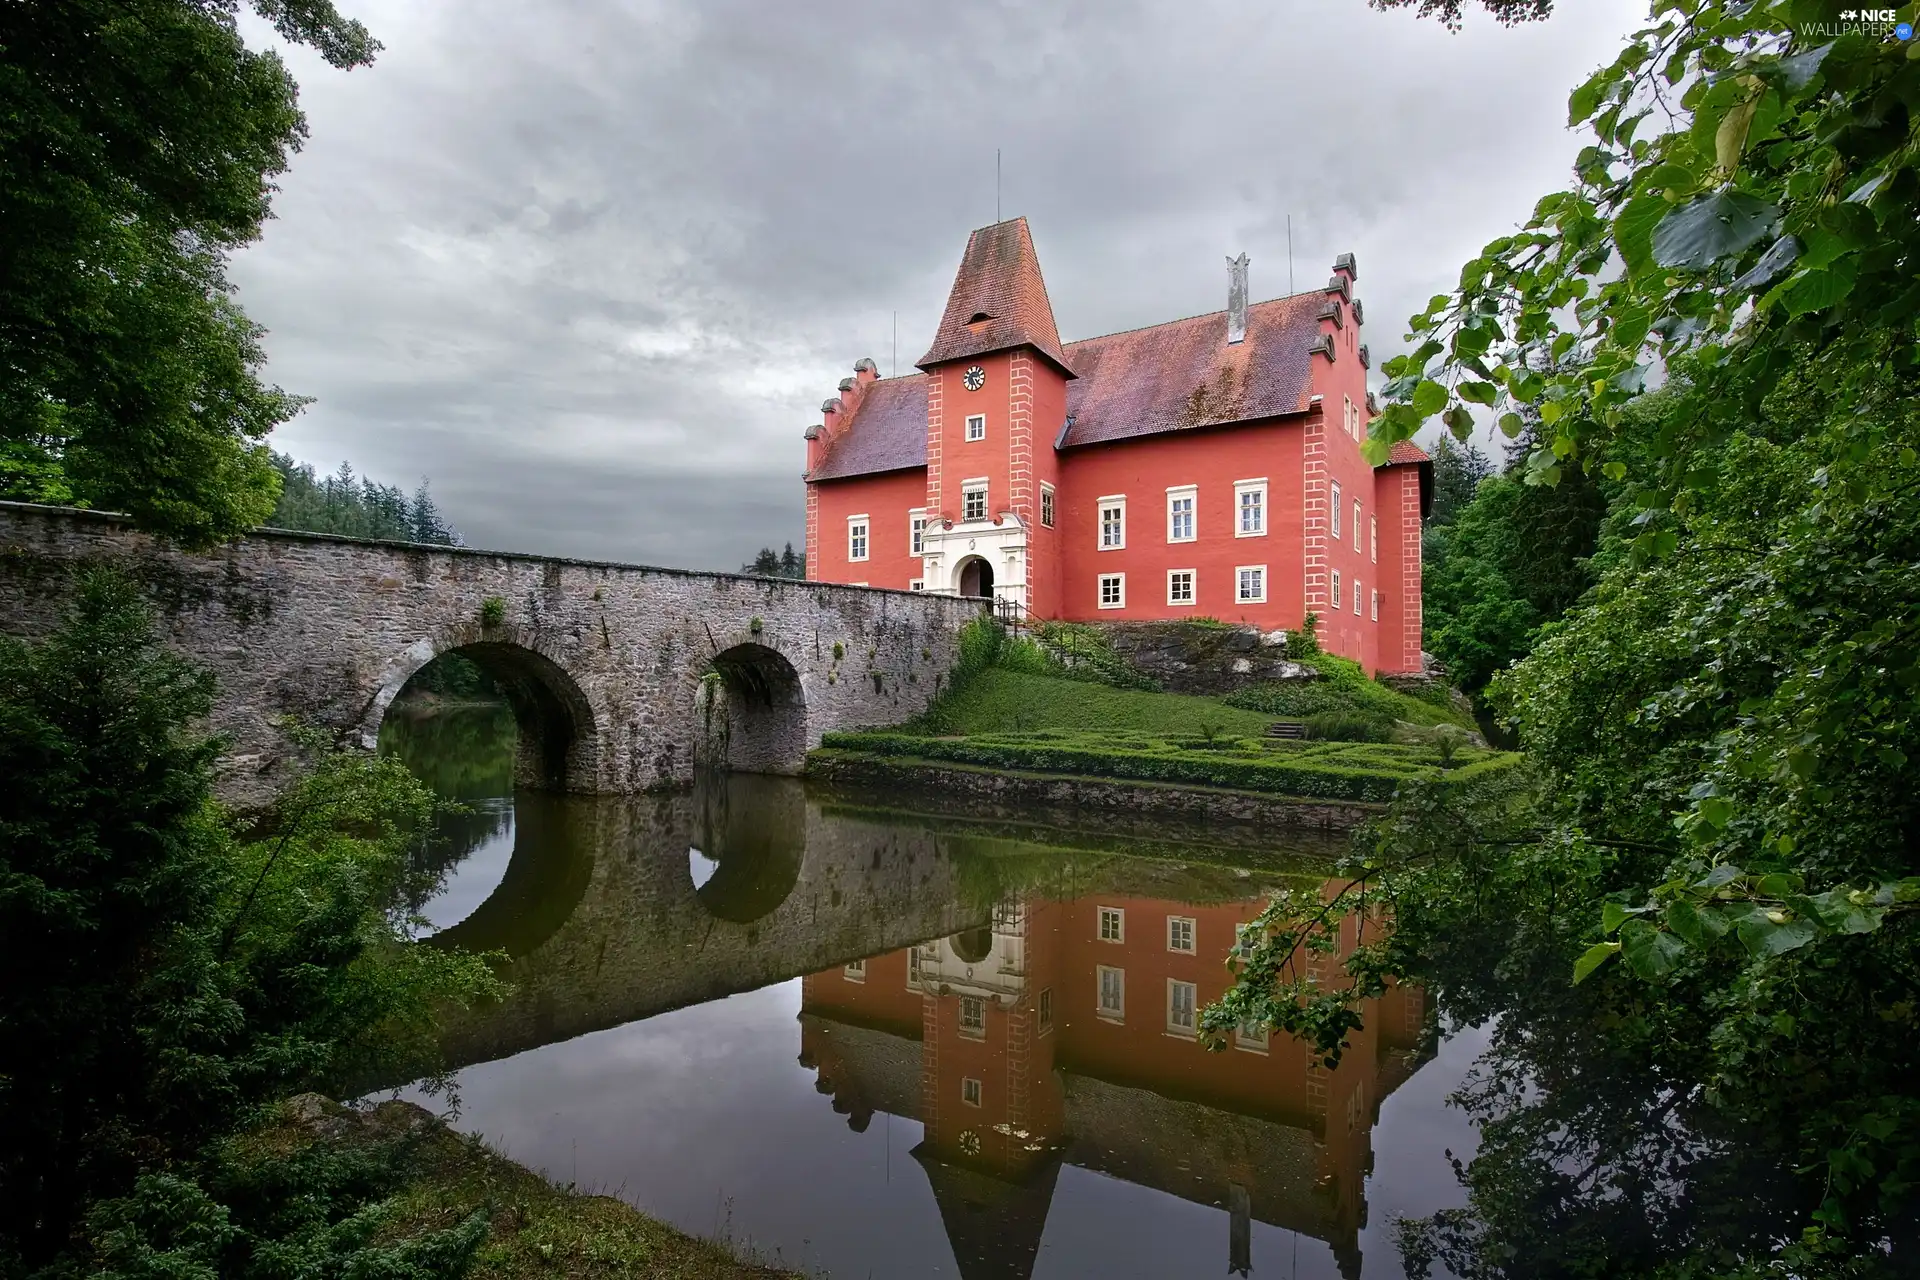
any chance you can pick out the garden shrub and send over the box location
[1302,711,1396,743]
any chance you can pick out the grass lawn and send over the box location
[917,668,1277,736]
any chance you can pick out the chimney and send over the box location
[1227,253,1249,345]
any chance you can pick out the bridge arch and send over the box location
[697,640,809,776]
[688,774,805,923]
[368,635,600,792]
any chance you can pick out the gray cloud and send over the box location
[234,0,1642,570]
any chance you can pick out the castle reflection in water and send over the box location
[800,887,1431,1278]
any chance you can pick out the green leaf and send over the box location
[1602,461,1627,480]
[1651,191,1780,270]
[1572,941,1619,984]
[1458,380,1499,406]
[1776,42,1834,92]
[1620,919,1687,979]
[1782,260,1858,318]
[1442,406,1475,440]
[1614,194,1668,277]
[1601,901,1633,934]
[1736,914,1818,958]
[1410,381,1449,416]
[1498,413,1525,439]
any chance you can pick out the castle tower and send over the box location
[912,217,1075,616]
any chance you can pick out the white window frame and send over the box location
[847,514,869,563]
[1037,987,1054,1036]
[1236,564,1267,604]
[1371,589,1380,621]
[1098,495,1126,550]
[1167,916,1196,954]
[1235,1019,1270,1054]
[1354,577,1363,615]
[1097,964,1126,1020]
[1234,478,1267,538]
[843,960,866,983]
[1098,905,1125,942]
[1040,482,1055,528]
[1167,569,1196,607]
[1098,573,1126,610]
[958,994,986,1039]
[909,578,925,591]
[1354,499,1363,551]
[909,509,927,557]
[1166,484,1197,544]
[1330,481,1343,538]
[908,948,924,986]
[965,413,986,442]
[1370,514,1378,564]
[1332,568,1342,608]
[961,1076,983,1107]
[1166,979,1198,1037]
[961,478,989,524]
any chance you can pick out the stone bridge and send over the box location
[0,503,983,807]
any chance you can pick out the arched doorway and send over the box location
[698,641,809,776]
[957,556,995,599]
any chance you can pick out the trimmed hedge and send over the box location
[817,731,1488,803]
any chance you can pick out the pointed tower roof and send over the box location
[916,217,1074,377]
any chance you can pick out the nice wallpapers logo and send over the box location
[1811,9,1916,38]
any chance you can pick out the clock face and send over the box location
[963,365,985,392]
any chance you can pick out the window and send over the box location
[910,578,925,591]
[1354,499,1363,550]
[1330,481,1342,537]
[993,899,1021,928]
[962,481,988,523]
[1354,577,1363,615]
[843,960,866,983]
[1371,589,1379,621]
[1235,479,1267,537]
[910,510,926,556]
[1167,569,1195,606]
[1097,965,1125,1018]
[1098,906,1125,942]
[1038,987,1054,1036]
[1236,565,1267,604]
[847,516,869,562]
[959,995,986,1038]
[1167,979,1197,1036]
[1235,1019,1270,1053]
[1370,514,1378,563]
[1167,916,1196,954]
[1098,573,1126,609]
[909,948,923,985]
[1098,496,1126,549]
[965,413,986,442]
[1041,483,1055,528]
[1343,394,1354,437]
[1331,569,1342,608]
[961,1076,983,1107]
[1167,486,1196,543]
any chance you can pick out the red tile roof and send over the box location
[1385,439,1430,465]
[1058,294,1323,447]
[807,375,930,480]
[813,294,1329,481]
[917,218,1072,376]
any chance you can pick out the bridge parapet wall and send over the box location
[0,502,982,806]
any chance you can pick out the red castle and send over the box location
[803,218,1430,674]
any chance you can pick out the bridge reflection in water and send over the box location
[400,764,1439,1279]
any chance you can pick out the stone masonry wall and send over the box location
[1094,620,1310,695]
[0,502,984,807]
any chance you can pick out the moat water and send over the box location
[381,702,1483,1279]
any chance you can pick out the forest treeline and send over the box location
[267,454,461,546]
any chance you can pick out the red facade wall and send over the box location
[1054,419,1305,629]
[810,468,928,589]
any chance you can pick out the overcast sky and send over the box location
[232,0,1644,571]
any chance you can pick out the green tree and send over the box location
[266,453,462,545]
[1424,435,1495,527]
[741,542,805,579]
[0,1,379,546]
[0,571,496,1274]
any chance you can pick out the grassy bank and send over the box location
[277,1096,798,1280]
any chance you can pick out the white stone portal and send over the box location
[920,511,1028,613]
